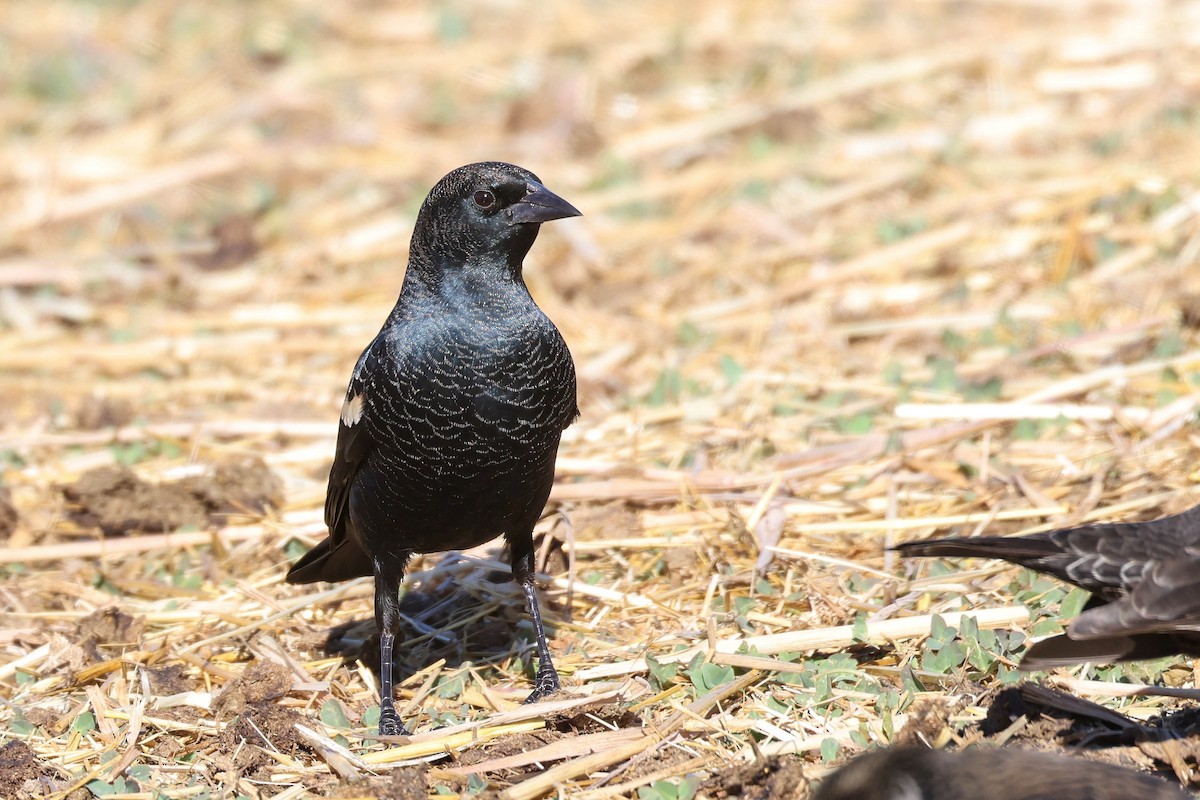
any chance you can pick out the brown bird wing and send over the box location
[1019,592,1200,667]
[894,504,1200,599]
[895,505,1200,666]
[1067,549,1200,640]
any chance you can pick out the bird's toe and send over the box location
[378,710,409,737]
[523,670,562,704]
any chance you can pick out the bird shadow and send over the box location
[317,547,566,694]
[984,683,1200,749]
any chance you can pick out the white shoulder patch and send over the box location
[341,392,366,427]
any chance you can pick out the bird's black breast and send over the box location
[346,294,577,555]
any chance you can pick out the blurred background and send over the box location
[3,0,1200,796]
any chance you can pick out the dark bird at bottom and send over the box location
[893,504,1200,669]
[813,746,1190,800]
[285,162,581,736]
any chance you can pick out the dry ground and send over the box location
[3,0,1200,797]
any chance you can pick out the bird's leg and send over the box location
[373,560,409,736]
[511,542,560,702]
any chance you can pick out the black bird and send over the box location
[814,746,1190,800]
[286,162,581,736]
[893,504,1200,669]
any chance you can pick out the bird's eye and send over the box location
[473,190,496,209]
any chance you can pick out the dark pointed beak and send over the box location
[507,181,582,225]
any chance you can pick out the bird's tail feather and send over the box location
[892,535,1060,565]
[1020,631,1180,668]
[285,537,374,584]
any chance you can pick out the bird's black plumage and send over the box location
[893,504,1200,668]
[813,746,1189,800]
[286,162,581,736]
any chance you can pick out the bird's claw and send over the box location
[523,669,561,704]
[378,707,409,737]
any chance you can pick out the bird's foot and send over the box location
[523,668,561,704]
[378,706,410,737]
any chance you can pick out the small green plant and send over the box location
[319,698,351,728]
[685,655,734,696]
[436,674,465,699]
[638,775,700,800]
[918,615,966,674]
[109,438,182,466]
[645,654,679,692]
[803,653,868,702]
[71,711,97,734]
[362,705,381,729]
[915,614,1026,678]
[877,216,928,244]
[834,411,875,435]
[924,356,960,394]
[8,708,36,735]
[86,777,135,797]
[718,354,744,385]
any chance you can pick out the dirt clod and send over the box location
[146,664,192,696]
[214,703,313,779]
[332,765,429,800]
[0,740,51,800]
[453,730,563,769]
[181,455,285,518]
[61,457,284,535]
[74,607,144,662]
[214,659,292,715]
[195,215,260,271]
[74,396,134,430]
[701,754,811,800]
[546,702,642,734]
[895,696,959,746]
[63,465,209,535]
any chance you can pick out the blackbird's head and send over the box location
[409,161,580,279]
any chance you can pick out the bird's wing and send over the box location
[1069,547,1200,639]
[1020,630,1188,668]
[285,349,378,584]
[1051,507,1200,592]
[896,504,1200,598]
[325,391,374,541]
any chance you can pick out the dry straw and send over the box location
[2,0,1200,797]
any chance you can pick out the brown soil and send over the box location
[214,660,293,716]
[194,215,260,272]
[213,703,314,780]
[146,664,193,695]
[0,740,53,800]
[452,730,565,769]
[184,455,286,519]
[331,765,429,800]
[63,465,209,534]
[61,456,283,535]
[73,607,145,663]
[700,755,811,800]
[545,701,642,734]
